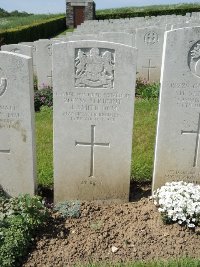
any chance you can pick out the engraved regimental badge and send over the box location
[189,41,200,78]
[75,48,115,89]
[0,68,7,96]
[144,31,159,45]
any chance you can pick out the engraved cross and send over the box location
[75,125,110,177]
[142,59,156,81]
[181,113,200,167]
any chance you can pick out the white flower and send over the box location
[152,181,200,229]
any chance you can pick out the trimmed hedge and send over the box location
[0,16,66,45]
[96,5,200,20]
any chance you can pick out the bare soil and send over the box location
[22,182,200,267]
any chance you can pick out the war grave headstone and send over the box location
[53,41,137,203]
[66,34,98,41]
[1,44,33,58]
[99,32,135,47]
[0,52,36,197]
[35,39,52,89]
[135,27,165,82]
[153,26,200,191]
[20,42,37,74]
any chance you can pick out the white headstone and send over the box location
[35,39,52,89]
[1,44,32,58]
[66,34,98,41]
[53,41,137,203]
[21,42,37,74]
[0,52,36,197]
[153,26,200,191]
[135,27,165,82]
[99,32,135,47]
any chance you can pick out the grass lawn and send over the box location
[36,98,158,187]
[0,14,65,32]
[81,258,200,267]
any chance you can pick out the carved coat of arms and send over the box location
[75,48,115,89]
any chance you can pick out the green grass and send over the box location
[77,258,200,267]
[0,14,65,32]
[96,3,200,14]
[132,99,158,182]
[35,107,53,187]
[35,99,158,187]
[56,28,74,37]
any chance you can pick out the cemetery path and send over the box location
[22,182,200,266]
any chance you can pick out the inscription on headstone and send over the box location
[53,41,137,203]
[136,27,165,82]
[153,27,200,191]
[0,52,36,197]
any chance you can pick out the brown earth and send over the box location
[22,182,200,267]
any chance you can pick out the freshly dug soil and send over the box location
[22,182,200,267]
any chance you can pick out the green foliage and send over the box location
[0,193,49,267]
[34,87,53,112]
[35,107,53,187]
[136,78,160,99]
[0,14,64,31]
[90,221,103,231]
[35,96,158,187]
[0,7,31,18]
[131,99,158,181]
[0,8,9,18]
[0,16,66,44]
[54,201,81,218]
[96,3,200,20]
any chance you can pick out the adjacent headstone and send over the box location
[35,39,52,89]
[53,41,137,203]
[66,34,98,41]
[0,52,36,197]
[20,42,37,74]
[1,44,33,58]
[136,27,165,82]
[99,32,135,47]
[153,27,200,191]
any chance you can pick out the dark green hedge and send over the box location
[0,16,66,45]
[96,7,200,20]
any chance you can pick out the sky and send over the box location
[0,0,198,14]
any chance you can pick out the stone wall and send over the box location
[66,1,96,28]
[66,2,74,28]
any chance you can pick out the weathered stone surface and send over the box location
[1,44,32,58]
[0,52,36,197]
[135,27,165,82]
[153,27,200,191]
[99,32,135,47]
[53,41,137,203]
[20,42,37,74]
[35,39,52,89]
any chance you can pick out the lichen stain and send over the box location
[0,120,27,142]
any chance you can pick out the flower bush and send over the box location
[0,191,49,267]
[135,78,160,99]
[34,86,53,112]
[152,181,200,229]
